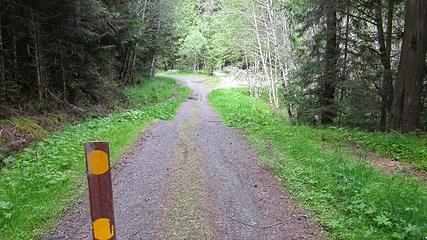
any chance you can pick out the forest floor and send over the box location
[43,74,325,239]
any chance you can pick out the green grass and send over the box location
[8,117,49,139]
[0,77,189,240]
[161,71,223,87]
[160,70,209,76]
[316,128,427,171]
[123,77,180,107]
[242,89,427,172]
[206,76,222,87]
[0,114,75,165]
[209,88,427,240]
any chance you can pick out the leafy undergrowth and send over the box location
[318,128,427,172]
[0,77,189,240]
[0,115,75,162]
[123,77,180,107]
[240,89,427,172]
[209,89,427,240]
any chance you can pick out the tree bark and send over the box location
[130,51,137,83]
[320,4,338,125]
[389,0,427,132]
[375,0,394,131]
[149,55,156,79]
[252,7,272,105]
[60,51,67,102]
[0,15,6,104]
[120,50,130,85]
[11,6,18,84]
[31,10,45,101]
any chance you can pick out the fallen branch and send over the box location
[48,90,85,116]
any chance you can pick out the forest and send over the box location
[1,0,426,132]
[0,0,426,239]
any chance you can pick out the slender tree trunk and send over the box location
[270,11,293,118]
[12,30,17,67]
[75,0,82,27]
[281,14,296,120]
[321,4,338,125]
[31,10,45,101]
[375,0,394,131]
[150,55,156,78]
[60,51,67,102]
[390,0,427,132]
[253,8,271,103]
[0,15,6,104]
[130,51,137,83]
[11,7,18,84]
[120,51,130,85]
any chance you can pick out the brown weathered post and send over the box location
[84,141,116,240]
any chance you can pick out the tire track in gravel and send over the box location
[43,75,324,240]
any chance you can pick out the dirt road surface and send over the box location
[43,75,324,240]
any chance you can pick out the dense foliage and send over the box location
[2,0,424,132]
[0,0,176,113]
[157,0,427,133]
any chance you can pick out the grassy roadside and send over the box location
[0,77,190,240]
[209,89,427,240]
[315,127,427,172]
[241,89,427,172]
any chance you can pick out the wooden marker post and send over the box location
[84,141,116,240]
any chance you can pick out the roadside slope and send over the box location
[209,88,427,240]
[0,77,189,240]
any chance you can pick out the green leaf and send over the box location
[374,215,392,227]
[0,200,12,209]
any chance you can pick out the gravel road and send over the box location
[43,75,324,240]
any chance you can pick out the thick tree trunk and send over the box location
[0,15,6,104]
[320,5,338,125]
[389,0,427,132]
[375,0,394,131]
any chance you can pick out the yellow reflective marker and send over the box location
[93,218,115,240]
[85,142,116,240]
[87,150,109,175]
